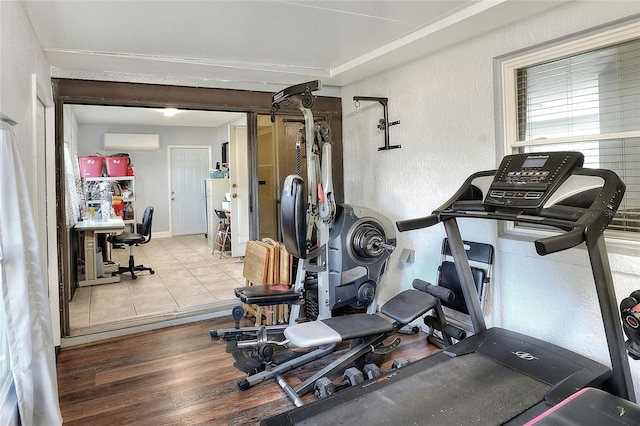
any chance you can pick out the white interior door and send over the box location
[170,147,210,236]
[230,125,249,257]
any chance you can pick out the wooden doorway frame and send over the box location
[53,78,343,337]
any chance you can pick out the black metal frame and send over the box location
[397,159,633,400]
[263,151,635,425]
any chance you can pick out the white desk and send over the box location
[74,218,125,286]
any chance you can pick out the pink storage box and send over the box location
[78,156,103,177]
[105,156,129,177]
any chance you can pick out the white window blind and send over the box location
[506,28,640,239]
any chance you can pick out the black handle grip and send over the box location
[396,214,439,232]
[413,279,455,303]
[535,227,585,256]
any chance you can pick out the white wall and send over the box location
[78,123,219,234]
[1,1,57,340]
[1,2,52,187]
[0,1,56,421]
[342,1,640,395]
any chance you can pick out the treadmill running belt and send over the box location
[294,353,549,425]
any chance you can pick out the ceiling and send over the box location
[71,105,244,128]
[23,0,569,126]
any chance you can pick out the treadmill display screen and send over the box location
[522,156,547,169]
[484,151,584,212]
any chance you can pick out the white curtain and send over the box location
[0,122,62,425]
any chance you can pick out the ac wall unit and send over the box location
[103,133,160,151]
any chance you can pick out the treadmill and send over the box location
[263,151,635,425]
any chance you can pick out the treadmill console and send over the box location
[484,152,584,213]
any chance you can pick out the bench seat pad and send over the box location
[381,289,437,324]
[234,285,300,305]
[285,314,394,348]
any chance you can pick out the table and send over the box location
[74,218,125,286]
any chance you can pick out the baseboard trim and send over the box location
[62,300,237,347]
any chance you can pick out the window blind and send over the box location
[515,38,640,235]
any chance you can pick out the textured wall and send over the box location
[1,0,58,348]
[0,1,52,198]
[341,1,640,395]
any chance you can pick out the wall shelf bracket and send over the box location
[353,96,401,151]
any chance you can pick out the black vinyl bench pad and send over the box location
[381,288,437,324]
[285,289,438,347]
[234,285,301,305]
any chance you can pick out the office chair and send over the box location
[109,206,155,280]
[213,209,231,258]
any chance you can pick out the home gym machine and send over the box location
[210,81,413,397]
[271,81,397,321]
[264,151,635,425]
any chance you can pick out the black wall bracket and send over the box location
[353,96,401,151]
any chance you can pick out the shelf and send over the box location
[83,176,136,225]
[85,176,134,181]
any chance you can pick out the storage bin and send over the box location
[105,156,129,177]
[209,170,229,179]
[78,156,104,177]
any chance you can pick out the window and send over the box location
[500,20,640,240]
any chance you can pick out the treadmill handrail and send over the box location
[396,167,626,256]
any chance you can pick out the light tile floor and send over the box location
[69,234,244,329]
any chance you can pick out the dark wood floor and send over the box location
[57,315,437,425]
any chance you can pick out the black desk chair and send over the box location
[109,206,155,280]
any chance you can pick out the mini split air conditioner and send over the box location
[103,133,160,151]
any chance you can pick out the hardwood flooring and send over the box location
[57,315,437,425]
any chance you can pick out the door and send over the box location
[257,116,278,241]
[170,147,210,236]
[229,125,249,257]
[256,115,310,242]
